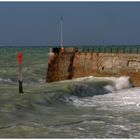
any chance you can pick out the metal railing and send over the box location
[77,47,140,54]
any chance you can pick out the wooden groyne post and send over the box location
[18,51,23,93]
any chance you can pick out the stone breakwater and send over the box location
[46,48,140,86]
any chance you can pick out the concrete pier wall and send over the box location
[46,48,75,82]
[46,48,140,86]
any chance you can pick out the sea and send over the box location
[0,46,140,138]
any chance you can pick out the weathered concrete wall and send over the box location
[73,52,140,86]
[46,48,140,86]
[46,48,75,82]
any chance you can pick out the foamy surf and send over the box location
[60,76,133,93]
[0,77,15,84]
[71,85,140,113]
[60,76,140,112]
[38,76,133,104]
[104,76,133,92]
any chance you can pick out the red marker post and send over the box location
[18,51,23,93]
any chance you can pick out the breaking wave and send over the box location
[67,76,132,96]
[30,76,133,105]
[0,76,133,112]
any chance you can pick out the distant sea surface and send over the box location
[0,46,140,138]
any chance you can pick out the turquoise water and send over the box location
[1,46,140,138]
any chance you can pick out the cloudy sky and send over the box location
[0,2,140,46]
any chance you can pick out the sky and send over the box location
[0,2,140,46]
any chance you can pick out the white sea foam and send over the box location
[72,86,140,112]
[104,85,115,92]
[0,77,13,83]
[72,76,132,91]
[104,76,132,92]
[96,76,132,91]
[114,76,132,90]
[69,76,140,112]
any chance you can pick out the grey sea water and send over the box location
[1,46,140,138]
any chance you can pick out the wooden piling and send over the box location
[18,52,23,93]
